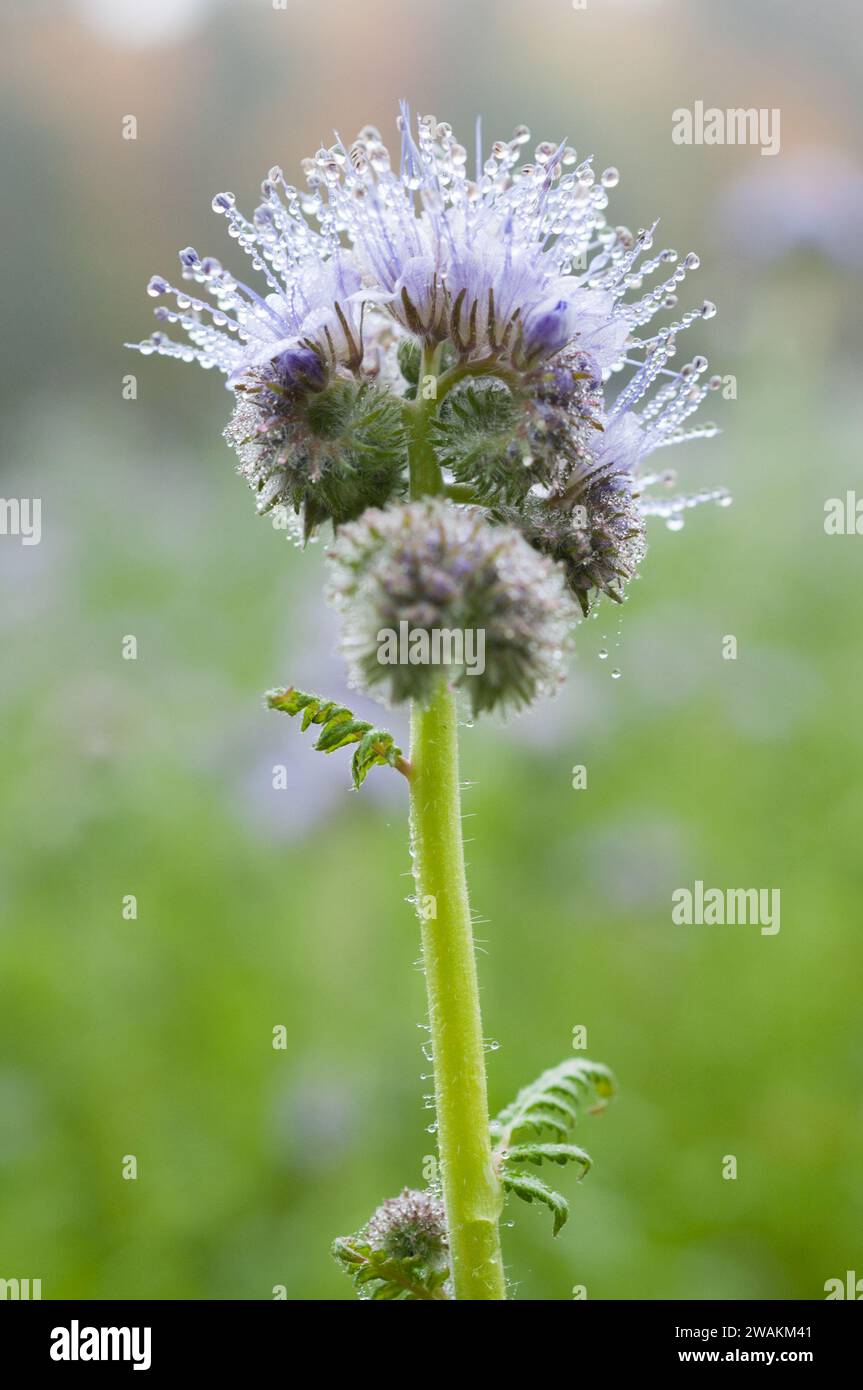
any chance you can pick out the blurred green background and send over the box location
[1,0,862,1300]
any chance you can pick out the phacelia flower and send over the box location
[365,1188,448,1267]
[318,108,635,373]
[128,103,730,698]
[127,228,367,387]
[326,499,576,715]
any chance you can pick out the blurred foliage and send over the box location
[1,0,862,1300]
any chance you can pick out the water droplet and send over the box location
[598,649,609,660]
[611,668,622,680]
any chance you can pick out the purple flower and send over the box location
[127,105,712,392]
[127,103,729,600]
[126,215,368,387]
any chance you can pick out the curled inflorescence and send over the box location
[129,104,729,714]
[326,499,576,715]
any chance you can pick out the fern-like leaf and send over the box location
[492,1058,615,1237]
[332,1237,450,1301]
[504,1142,592,1174]
[500,1172,570,1237]
[491,1058,615,1146]
[266,687,408,788]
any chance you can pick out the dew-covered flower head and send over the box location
[127,102,720,397]
[366,1188,448,1267]
[128,103,730,710]
[318,107,636,372]
[132,235,368,390]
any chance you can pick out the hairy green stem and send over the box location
[409,686,506,1299]
[407,343,444,499]
[405,346,507,1301]
[435,353,519,403]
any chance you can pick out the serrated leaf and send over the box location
[502,1172,569,1237]
[314,717,371,753]
[503,1142,592,1175]
[492,1058,615,1241]
[508,1108,571,1139]
[266,687,407,789]
[351,729,402,788]
[491,1058,616,1146]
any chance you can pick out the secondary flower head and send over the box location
[326,498,576,716]
[366,1188,448,1266]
